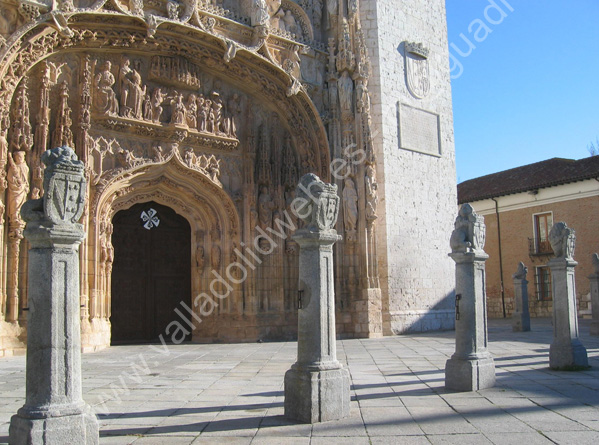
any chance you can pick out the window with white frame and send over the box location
[533,212,553,254]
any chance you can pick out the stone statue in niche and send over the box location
[450,203,486,254]
[365,163,378,221]
[343,177,358,236]
[549,222,576,260]
[170,91,187,126]
[286,45,302,79]
[94,61,119,116]
[227,93,242,137]
[251,0,270,27]
[184,149,194,167]
[186,94,198,128]
[197,96,208,132]
[338,70,353,113]
[7,151,30,226]
[119,57,132,117]
[151,87,166,123]
[211,92,224,134]
[143,92,152,121]
[10,84,33,153]
[258,186,276,230]
[326,0,338,29]
[268,0,284,29]
[283,10,298,34]
[167,0,180,20]
[126,70,146,119]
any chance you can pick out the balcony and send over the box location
[528,238,554,256]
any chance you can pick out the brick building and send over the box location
[458,157,599,319]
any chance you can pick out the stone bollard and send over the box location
[284,174,350,423]
[512,262,531,332]
[9,147,99,444]
[548,222,588,369]
[445,204,495,391]
[590,254,599,336]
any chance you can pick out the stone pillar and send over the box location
[512,262,531,332]
[446,204,495,391]
[284,174,350,423]
[9,146,99,445]
[547,222,588,369]
[590,253,599,336]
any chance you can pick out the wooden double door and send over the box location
[110,201,191,343]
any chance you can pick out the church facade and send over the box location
[0,0,456,355]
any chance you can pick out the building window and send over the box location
[532,212,553,255]
[534,266,552,301]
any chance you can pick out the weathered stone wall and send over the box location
[360,0,457,333]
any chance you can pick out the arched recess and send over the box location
[92,150,241,342]
[0,13,331,179]
[0,9,333,348]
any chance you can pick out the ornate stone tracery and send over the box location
[0,0,382,350]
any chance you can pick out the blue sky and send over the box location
[446,0,599,183]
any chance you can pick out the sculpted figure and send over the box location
[258,186,276,230]
[143,92,152,121]
[126,70,146,119]
[268,0,284,29]
[7,151,29,226]
[206,100,215,133]
[251,0,270,27]
[119,57,132,116]
[287,45,302,79]
[129,0,144,16]
[170,91,187,126]
[548,222,576,260]
[167,0,180,20]
[326,0,338,29]
[450,203,486,254]
[208,156,220,183]
[227,93,242,137]
[343,177,358,233]
[196,245,205,269]
[151,87,166,123]
[186,94,198,129]
[292,173,339,232]
[283,10,298,34]
[338,70,353,113]
[365,164,378,220]
[513,262,528,280]
[94,61,119,116]
[211,92,224,134]
[197,96,207,132]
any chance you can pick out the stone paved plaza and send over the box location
[0,319,598,445]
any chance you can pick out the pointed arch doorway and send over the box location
[110,201,191,344]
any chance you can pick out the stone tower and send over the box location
[360,0,457,333]
[0,0,456,353]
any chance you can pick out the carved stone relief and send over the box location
[0,0,380,346]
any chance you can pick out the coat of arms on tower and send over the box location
[404,42,430,99]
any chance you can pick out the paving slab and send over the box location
[0,318,597,444]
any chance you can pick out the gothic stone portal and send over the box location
[111,202,191,344]
[0,1,383,352]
